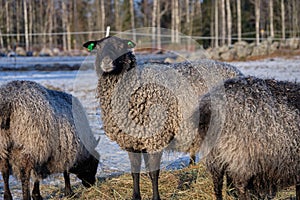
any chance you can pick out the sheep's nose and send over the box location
[102,56,113,64]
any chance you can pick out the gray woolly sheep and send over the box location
[197,76,300,199]
[83,36,242,200]
[0,80,99,200]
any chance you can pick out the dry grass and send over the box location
[43,161,296,200]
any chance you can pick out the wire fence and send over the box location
[0,29,299,52]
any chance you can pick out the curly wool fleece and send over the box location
[199,76,300,199]
[97,58,243,154]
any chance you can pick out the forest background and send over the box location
[0,0,299,53]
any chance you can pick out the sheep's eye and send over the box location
[88,43,95,51]
[127,41,135,48]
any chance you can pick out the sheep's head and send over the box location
[83,36,136,75]
[69,153,99,187]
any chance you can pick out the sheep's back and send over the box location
[98,59,243,153]
[1,81,80,175]
[205,77,300,191]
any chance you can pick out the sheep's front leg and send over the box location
[63,171,74,196]
[20,166,31,200]
[1,159,12,200]
[189,153,196,165]
[32,180,43,200]
[143,151,162,200]
[128,151,142,200]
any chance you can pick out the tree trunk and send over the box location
[269,0,274,39]
[129,0,136,41]
[73,0,78,50]
[226,0,232,46]
[157,1,169,49]
[23,0,29,51]
[29,0,33,51]
[237,0,242,42]
[255,0,260,46]
[215,0,219,47]
[5,1,11,50]
[171,0,175,42]
[189,0,196,36]
[221,0,226,46]
[281,0,285,40]
[292,0,298,37]
[62,1,68,51]
[174,0,180,43]
[48,1,54,48]
[152,0,157,49]
[16,1,20,45]
[101,0,105,37]
[115,0,121,31]
[0,28,3,49]
[157,0,161,49]
[185,0,190,34]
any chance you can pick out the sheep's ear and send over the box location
[83,41,96,51]
[126,40,136,49]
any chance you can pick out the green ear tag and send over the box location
[88,43,95,51]
[127,41,134,48]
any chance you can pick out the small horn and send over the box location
[106,26,110,37]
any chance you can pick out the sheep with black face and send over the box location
[83,36,242,200]
[0,80,99,200]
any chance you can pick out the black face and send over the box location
[70,154,99,187]
[83,36,136,74]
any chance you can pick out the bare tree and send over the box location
[237,0,242,42]
[189,0,196,37]
[157,0,169,49]
[255,0,260,45]
[185,0,190,34]
[129,0,136,40]
[152,0,157,48]
[171,0,175,42]
[115,0,121,31]
[281,0,285,40]
[170,0,180,43]
[23,0,29,51]
[226,0,232,46]
[5,1,11,50]
[48,1,54,48]
[0,5,3,48]
[269,0,274,39]
[292,0,298,37]
[215,0,219,47]
[101,0,105,35]
[62,1,68,51]
[28,0,33,50]
[0,27,3,49]
[221,0,226,46]
[16,1,21,45]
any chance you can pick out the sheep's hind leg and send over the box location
[1,159,12,200]
[20,166,32,200]
[207,161,224,200]
[32,180,43,200]
[143,151,163,200]
[128,151,142,200]
[296,181,300,200]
